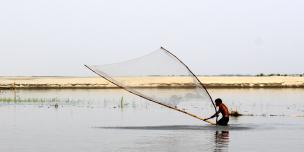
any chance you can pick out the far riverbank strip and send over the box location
[0,76,304,89]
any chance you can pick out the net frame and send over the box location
[85,47,217,125]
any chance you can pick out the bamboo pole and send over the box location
[160,47,219,123]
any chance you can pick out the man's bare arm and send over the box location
[204,111,220,120]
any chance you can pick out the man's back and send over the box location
[219,103,229,118]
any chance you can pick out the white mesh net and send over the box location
[86,47,216,124]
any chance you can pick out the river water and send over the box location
[0,88,303,152]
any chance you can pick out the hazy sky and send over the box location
[0,0,303,76]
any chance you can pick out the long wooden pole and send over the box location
[160,47,218,114]
[84,64,215,125]
[160,47,218,123]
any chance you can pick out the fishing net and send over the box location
[85,47,216,124]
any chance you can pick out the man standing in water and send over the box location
[204,98,229,126]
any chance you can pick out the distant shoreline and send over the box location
[0,76,304,89]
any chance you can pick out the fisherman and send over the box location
[204,98,229,126]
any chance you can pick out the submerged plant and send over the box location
[229,109,242,117]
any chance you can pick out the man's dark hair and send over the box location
[215,98,222,104]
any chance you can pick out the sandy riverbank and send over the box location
[0,76,304,89]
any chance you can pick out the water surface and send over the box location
[0,88,303,152]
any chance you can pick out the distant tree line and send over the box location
[256,73,304,77]
[147,74,304,77]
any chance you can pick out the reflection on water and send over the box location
[97,125,252,131]
[214,131,229,152]
[98,125,231,152]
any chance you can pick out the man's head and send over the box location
[215,98,222,106]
